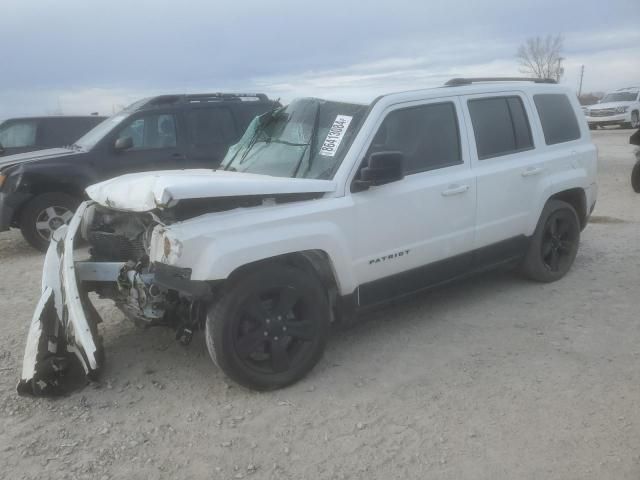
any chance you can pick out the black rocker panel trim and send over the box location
[356,235,529,308]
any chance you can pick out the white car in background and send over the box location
[585,87,640,129]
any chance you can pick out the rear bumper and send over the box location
[17,202,121,395]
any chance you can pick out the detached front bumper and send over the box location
[17,202,121,395]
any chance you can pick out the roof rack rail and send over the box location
[185,93,269,102]
[148,93,269,106]
[444,77,557,87]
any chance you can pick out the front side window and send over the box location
[468,96,533,160]
[534,94,580,145]
[221,98,367,179]
[117,113,177,149]
[367,102,462,174]
[0,120,37,148]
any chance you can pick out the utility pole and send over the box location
[578,65,585,98]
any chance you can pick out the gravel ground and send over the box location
[0,129,638,480]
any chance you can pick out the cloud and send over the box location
[1,0,638,118]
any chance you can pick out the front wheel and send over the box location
[632,159,640,193]
[626,111,640,129]
[205,264,330,390]
[520,200,580,283]
[19,192,80,252]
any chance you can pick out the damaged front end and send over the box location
[18,201,211,396]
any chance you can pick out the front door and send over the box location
[106,111,186,176]
[350,97,476,306]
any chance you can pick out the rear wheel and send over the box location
[205,264,330,390]
[520,200,580,283]
[626,111,640,129]
[632,159,640,193]
[19,192,80,252]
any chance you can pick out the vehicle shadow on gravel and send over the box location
[0,230,42,259]
[87,269,527,397]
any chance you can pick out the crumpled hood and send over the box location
[86,169,337,212]
[0,147,79,170]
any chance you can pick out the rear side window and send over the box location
[468,96,533,160]
[368,102,462,174]
[187,108,237,146]
[534,94,581,145]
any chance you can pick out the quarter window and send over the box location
[534,94,581,145]
[117,113,177,149]
[368,102,462,174]
[467,96,533,160]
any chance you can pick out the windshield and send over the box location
[221,98,368,179]
[601,92,638,103]
[74,112,129,150]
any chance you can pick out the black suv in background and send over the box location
[0,93,279,251]
[0,116,106,157]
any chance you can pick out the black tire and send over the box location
[19,192,80,252]
[205,264,330,390]
[520,200,580,283]
[626,111,640,130]
[632,160,640,193]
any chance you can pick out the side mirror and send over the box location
[114,136,133,152]
[356,151,404,189]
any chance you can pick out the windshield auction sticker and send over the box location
[319,115,353,157]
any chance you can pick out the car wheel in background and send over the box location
[520,200,581,283]
[631,160,640,193]
[19,192,80,252]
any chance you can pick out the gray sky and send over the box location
[2,0,639,118]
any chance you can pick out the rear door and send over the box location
[461,91,550,264]
[184,107,239,168]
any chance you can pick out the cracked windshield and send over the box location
[221,98,367,179]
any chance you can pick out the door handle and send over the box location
[171,153,186,160]
[441,184,470,196]
[521,166,543,177]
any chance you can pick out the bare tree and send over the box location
[516,35,565,81]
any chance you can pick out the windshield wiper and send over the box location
[224,107,283,170]
[292,102,321,178]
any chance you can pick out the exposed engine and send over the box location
[80,204,205,344]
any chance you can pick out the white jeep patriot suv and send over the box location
[19,78,598,395]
